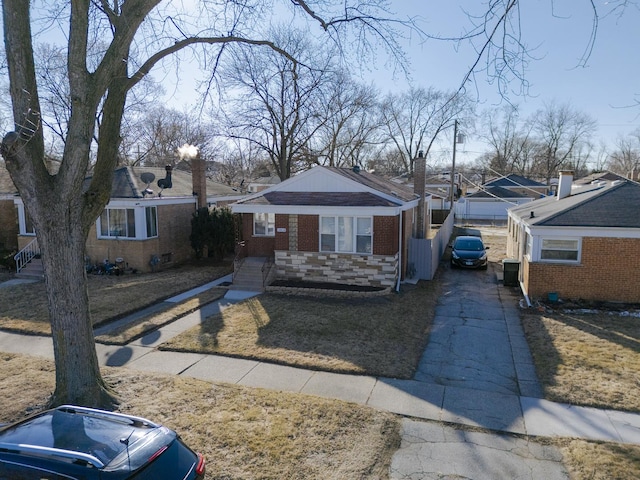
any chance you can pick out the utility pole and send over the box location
[449,119,458,210]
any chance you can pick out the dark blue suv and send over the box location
[0,405,205,479]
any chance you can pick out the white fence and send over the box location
[407,210,455,281]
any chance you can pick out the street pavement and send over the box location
[2,267,640,478]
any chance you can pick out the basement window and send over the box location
[540,238,580,262]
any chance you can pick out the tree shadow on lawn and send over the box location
[521,306,640,410]
[169,283,438,379]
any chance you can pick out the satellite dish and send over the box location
[140,172,155,185]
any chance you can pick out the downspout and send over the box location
[396,210,403,292]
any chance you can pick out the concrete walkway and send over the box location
[2,270,640,478]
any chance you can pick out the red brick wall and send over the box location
[373,216,399,255]
[0,200,18,251]
[526,237,640,303]
[241,214,276,256]
[297,215,319,251]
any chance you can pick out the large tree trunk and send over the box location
[39,206,117,407]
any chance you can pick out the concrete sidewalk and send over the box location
[1,275,639,445]
[2,269,640,478]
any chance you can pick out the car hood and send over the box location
[453,249,485,260]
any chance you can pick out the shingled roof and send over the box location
[510,180,640,228]
[233,166,419,209]
[484,173,546,188]
[84,166,238,199]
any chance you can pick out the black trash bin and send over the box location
[502,259,520,287]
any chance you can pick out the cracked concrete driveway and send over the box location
[390,420,568,480]
[390,227,569,479]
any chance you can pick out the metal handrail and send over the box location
[232,241,246,282]
[13,237,40,274]
[261,255,275,287]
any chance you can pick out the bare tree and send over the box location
[479,104,534,175]
[607,132,640,176]
[314,75,383,168]
[529,101,598,184]
[219,27,336,180]
[379,87,474,174]
[0,0,422,407]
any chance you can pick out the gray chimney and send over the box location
[557,170,574,200]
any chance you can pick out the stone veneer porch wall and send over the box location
[274,250,399,288]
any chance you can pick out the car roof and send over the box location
[0,405,171,470]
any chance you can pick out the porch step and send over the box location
[230,257,271,292]
[16,258,44,280]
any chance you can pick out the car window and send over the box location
[454,239,484,251]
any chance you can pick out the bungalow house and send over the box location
[13,162,243,274]
[506,170,640,304]
[229,165,423,290]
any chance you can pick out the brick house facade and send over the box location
[12,165,242,273]
[507,171,640,303]
[232,166,420,289]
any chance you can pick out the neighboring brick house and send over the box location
[0,161,18,253]
[230,166,420,289]
[506,171,640,303]
[457,174,547,222]
[13,163,242,273]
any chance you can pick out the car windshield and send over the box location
[454,238,484,251]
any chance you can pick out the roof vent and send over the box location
[530,211,535,219]
[352,165,361,174]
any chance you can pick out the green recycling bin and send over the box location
[502,259,520,287]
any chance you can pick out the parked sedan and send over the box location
[0,405,205,479]
[449,235,489,270]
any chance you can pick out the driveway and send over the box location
[390,227,569,479]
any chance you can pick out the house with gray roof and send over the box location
[456,173,548,222]
[230,165,424,290]
[13,164,243,274]
[506,170,640,303]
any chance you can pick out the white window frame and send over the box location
[253,212,275,237]
[97,206,159,240]
[539,237,581,263]
[99,208,136,238]
[145,206,158,238]
[320,215,372,254]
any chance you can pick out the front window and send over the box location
[253,212,275,236]
[320,216,372,254]
[540,238,579,261]
[100,208,136,238]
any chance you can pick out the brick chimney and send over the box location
[414,151,427,239]
[192,154,208,210]
[557,170,574,200]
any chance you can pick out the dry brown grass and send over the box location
[521,310,640,412]
[160,280,440,379]
[557,438,640,480]
[95,287,228,345]
[0,353,400,480]
[0,261,232,335]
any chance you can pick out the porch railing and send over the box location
[14,237,40,274]
[262,255,275,288]
[232,241,246,282]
